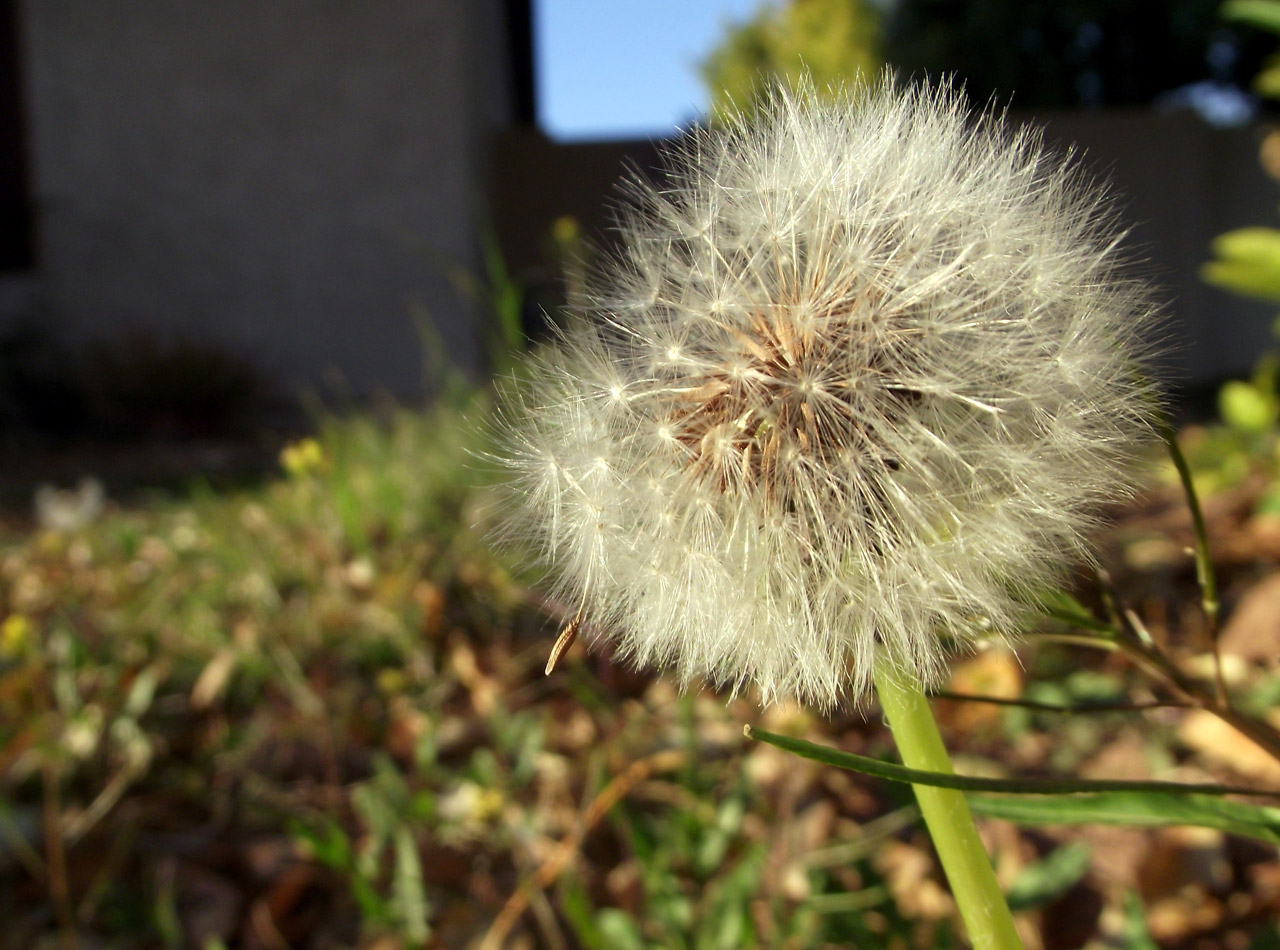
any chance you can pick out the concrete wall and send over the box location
[11,0,513,400]
[1033,108,1277,387]
[493,109,1280,389]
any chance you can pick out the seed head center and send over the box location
[670,307,863,496]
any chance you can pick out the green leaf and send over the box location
[695,795,745,876]
[1203,228,1280,301]
[480,229,526,372]
[391,825,430,945]
[1220,380,1280,433]
[289,817,353,871]
[1005,842,1091,911]
[596,909,646,950]
[968,791,1280,845]
[1223,0,1280,35]
[745,726,1280,845]
[1255,61,1280,98]
[351,784,396,880]
[745,726,1271,799]
[1122,891,1160,950]
[557,877,606,948]
[1032,589,1117,635]
[123,664,161,717]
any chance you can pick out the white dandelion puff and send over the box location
[492,74,1159,710]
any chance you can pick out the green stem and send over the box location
[1160,422,1227,706]
[874,662,1023,950]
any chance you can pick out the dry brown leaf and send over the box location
[1178,709,1280,785]
[875,839,953,921]
[1137,827,1230,901]
[385,694,431,761]
[1219,571,1280,668]
[1079,731,1155,783]
[413,580,446,636]
[936,646,1023,734]
[449,641,499,716]
[190,648,237,711]
[1145,890,1224,943]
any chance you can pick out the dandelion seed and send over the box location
[493,73,1159,709]
[545,607,583,675]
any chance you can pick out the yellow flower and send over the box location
[1,614,31,657]
[280,437,326,477]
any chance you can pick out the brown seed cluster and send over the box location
[668,291,906,510]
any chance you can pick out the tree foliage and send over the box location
[701,0,1267,112]
[884,0,1258,107]
[700,0,881,120]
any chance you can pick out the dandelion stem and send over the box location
[874,661,1023,950]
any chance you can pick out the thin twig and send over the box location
[478,748,686,950]
[1036,629,1280,765]
[1034,631,1184,696]
[63,764,143,845]
[528,886,570,950]
[0,802,45,880]
[932,691,1191,714]
[42,762,76,950]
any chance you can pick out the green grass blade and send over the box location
[392,825,431,945]
[1004,842,1091,911]
[1160,422,1221,639]
[744,726,1276,799]
[968,792,1280,846]
[1033,589,1120,636]
[747,726,1280,845]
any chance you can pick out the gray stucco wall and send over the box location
[13,0,511,400]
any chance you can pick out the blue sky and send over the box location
[534,0,767,141]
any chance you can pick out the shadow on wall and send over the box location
[0,321,272,442]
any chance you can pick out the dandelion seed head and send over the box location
[493,74,1159,709]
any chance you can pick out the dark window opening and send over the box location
[505,0,536,125]
[0,0,34,273]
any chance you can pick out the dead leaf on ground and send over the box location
[875,839,953,921]
[1219,571,1280,668]
[1178,709,1280,785]
[936,647,1023,734]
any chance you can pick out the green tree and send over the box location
[884,0,1255,107]
[700,0,881,120]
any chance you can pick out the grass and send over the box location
[2,392,1279,949]
[0,393,921,949]
[0,395,507,948]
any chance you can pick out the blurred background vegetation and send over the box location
[6,1,1280,948]
[702,0,1268,120]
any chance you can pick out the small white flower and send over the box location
[34,477,104,533]
[493,75,1158,709]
